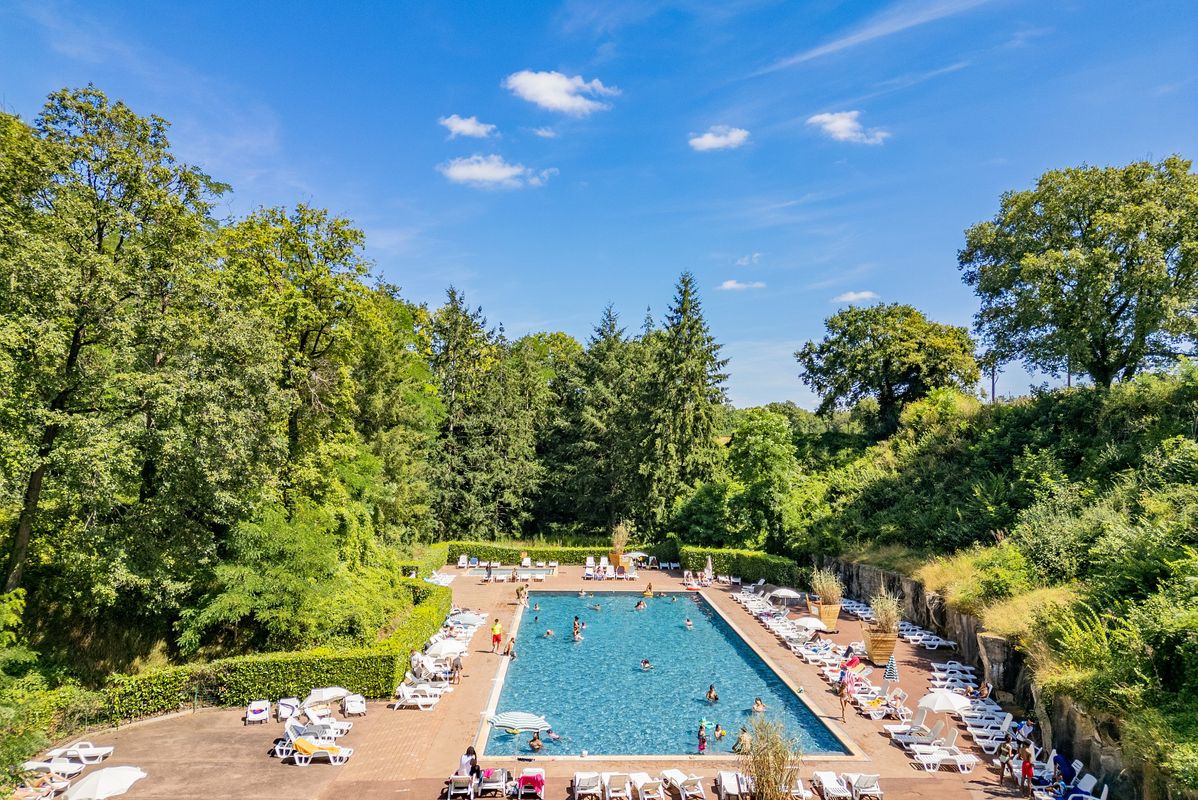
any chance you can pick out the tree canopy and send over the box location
[959,155,1198,387]
[794,303,979,431]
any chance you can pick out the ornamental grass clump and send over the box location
[610,521,631,554]
[810,568,844,606]
[870,591,902,634]
[740,716,804,800]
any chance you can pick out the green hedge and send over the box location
[398,542,450,577]
[199,648,402,706]
[103,666,195,722]
[679,546,803,586]
[445,541,617,565]
[98,583,451,721]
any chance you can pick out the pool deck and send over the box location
[60,567,1027,800]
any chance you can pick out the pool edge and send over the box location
[475,587,867,762]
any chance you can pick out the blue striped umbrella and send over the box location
[489,711,551,732]
[883,655,900,684]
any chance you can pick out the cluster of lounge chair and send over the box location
[840,600,957,650]
[17,741,115,797]
[449,767,545,800]
[252,694,361,767]
[559,769,880,800]
[457,554,558,581]
[583,555,638,580]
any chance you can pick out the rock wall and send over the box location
[815,556,1144,800]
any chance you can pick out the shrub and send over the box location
[445,541,614,566]
[104,666,195,721]
[678,546,802,586]
[397,542,450,577]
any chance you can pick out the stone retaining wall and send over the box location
[813,556,1143,800]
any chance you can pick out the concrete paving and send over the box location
[52,566,1030,800]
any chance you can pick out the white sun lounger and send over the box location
[914,748,980,773]
[21,759,85,778]
[245,699,270,724]
[630,773,664,800]
[46,741,113,764]
[603,773,632,800]
[716,772,751,800]
[661,769,706,800]
[449,774,476,800]
[845,773,883,800]
[811,772,852,800]
[289,736,353,766]
[574,773,602,800]
[394,684,440,710]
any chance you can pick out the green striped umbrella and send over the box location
[883,655,899,684]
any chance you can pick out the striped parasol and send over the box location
[883,655,900,684]
[489,711,551,732]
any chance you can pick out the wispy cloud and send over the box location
[531,127,559,138]
[503,70,620,116]
[718,279,767,291]
[438,114,497,139]
[689,125,751,151]
[807,111,890,145]
[1005,26,1052,48]
[736,252,763,267]
[755,0,992,74]
[437,154,556,189]
[831,290,880,303]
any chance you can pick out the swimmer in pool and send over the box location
[544,629,554,638]
[753,697,767,713]
[533,603,540,612]
[706,684,719,703]
[641,659,653,670]
[635,600,646,611]
[685,618,693,629]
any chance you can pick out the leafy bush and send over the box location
[445,540,617,565]
[103,666,195,721]
[679,546,802,586]
[397,542,450,577]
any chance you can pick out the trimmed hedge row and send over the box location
[679,545,803,586]
[398,542,450,577]
[103,666,195,722]
[99,583,452,723]
[445,541,616,565]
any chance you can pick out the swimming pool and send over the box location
[482,590,848,757]
[466,567,556,578]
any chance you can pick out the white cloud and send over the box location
[756,0,993,74]
[437,154,556,189]
[531,127,558,138]
[831,290,880,303]
[503,70,620,116]
[718,279,767,291]
[736,252,763,267]
[806,111,890,145]
[438,114,496,139]
[689,125,751,152]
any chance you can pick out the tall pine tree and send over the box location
[635,273,729,533]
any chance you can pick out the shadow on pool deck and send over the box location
[47,568,1031,800]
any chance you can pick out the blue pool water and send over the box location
[483,590,847,756]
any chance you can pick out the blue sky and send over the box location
[2,1,1195,407]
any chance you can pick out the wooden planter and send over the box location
[863,630,898,666]
[806,599,841,633]
[609,551,624,570]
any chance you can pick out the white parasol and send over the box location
[65,767,147,800]
[426,638,467,658]
[301,686,350,707]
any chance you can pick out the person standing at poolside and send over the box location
[491,619,503,653]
